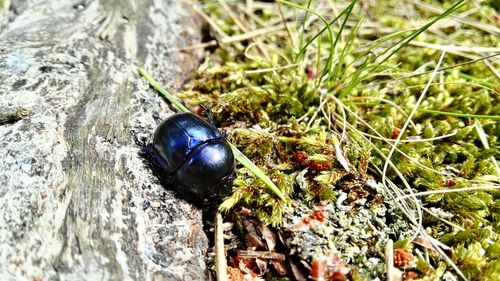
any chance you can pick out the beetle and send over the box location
[142,110,236,205]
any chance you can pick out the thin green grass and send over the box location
[349,102,500,120]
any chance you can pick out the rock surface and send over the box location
[0,0,208,280]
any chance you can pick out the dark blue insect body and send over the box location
[144,112,235,205]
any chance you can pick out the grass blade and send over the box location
[138,67,189,112]
[377,0,467,64]
[331,12,362,81]
[229,144,286,201]
[278,0,335,80]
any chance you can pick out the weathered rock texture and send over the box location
[0,0,208,280]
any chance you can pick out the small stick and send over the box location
[215,212,228,281]
[385,239,394,281]
[180,25,285,51]
[237,250,286,260]
[190,3,228,38]
[217,0,269,58]
[220,25,285,45]
[245,0,253,14]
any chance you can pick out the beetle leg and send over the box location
[219,129,228,139]
[133,130,167,170]
[131,129,148,147]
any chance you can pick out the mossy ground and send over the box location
[174,1,499,280]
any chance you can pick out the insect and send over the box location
[142,109,236,205]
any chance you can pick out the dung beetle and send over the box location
[142,109,236,205]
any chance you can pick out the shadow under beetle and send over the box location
[141,108,236,206]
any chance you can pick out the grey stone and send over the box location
[0,0,208,280]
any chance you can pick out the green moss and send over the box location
[181,0,500,279]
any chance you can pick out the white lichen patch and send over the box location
[282,181,415,279]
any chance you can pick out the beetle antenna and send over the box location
[200,104,216,128]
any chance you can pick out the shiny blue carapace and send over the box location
[146,113,235,204]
